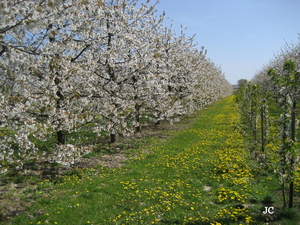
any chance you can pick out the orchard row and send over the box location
[0,0,232,173]
[236,36,300,208]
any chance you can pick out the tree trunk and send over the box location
[289,102,296,208]
[253,111,257,143]
[55,75,66,146]
[135,111,141,133]
[133,102,142,133]
[136,126,141,133]
[289,182,294,208]
[291,102,296,141]
[282,183,286,208]
[110,133,116,144]
[57,130,66,145]
[261,106,265,152]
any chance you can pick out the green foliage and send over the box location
[268,60,300,207]
[235,82,272,153]
[237,60,300,209]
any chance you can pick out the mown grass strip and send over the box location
[8,96,299,225]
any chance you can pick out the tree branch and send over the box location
[71,44,91,62]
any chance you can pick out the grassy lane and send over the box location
[9,96,298,224]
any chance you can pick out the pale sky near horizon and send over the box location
[153,0,300,84]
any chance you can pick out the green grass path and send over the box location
[11,96,297,225]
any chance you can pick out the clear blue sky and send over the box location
[154,0,300,84]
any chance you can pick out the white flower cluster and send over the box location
[0,0,232,173]
[48,144,91,167]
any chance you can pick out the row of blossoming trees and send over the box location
[236,35,300,208]
[0,0,232,173]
